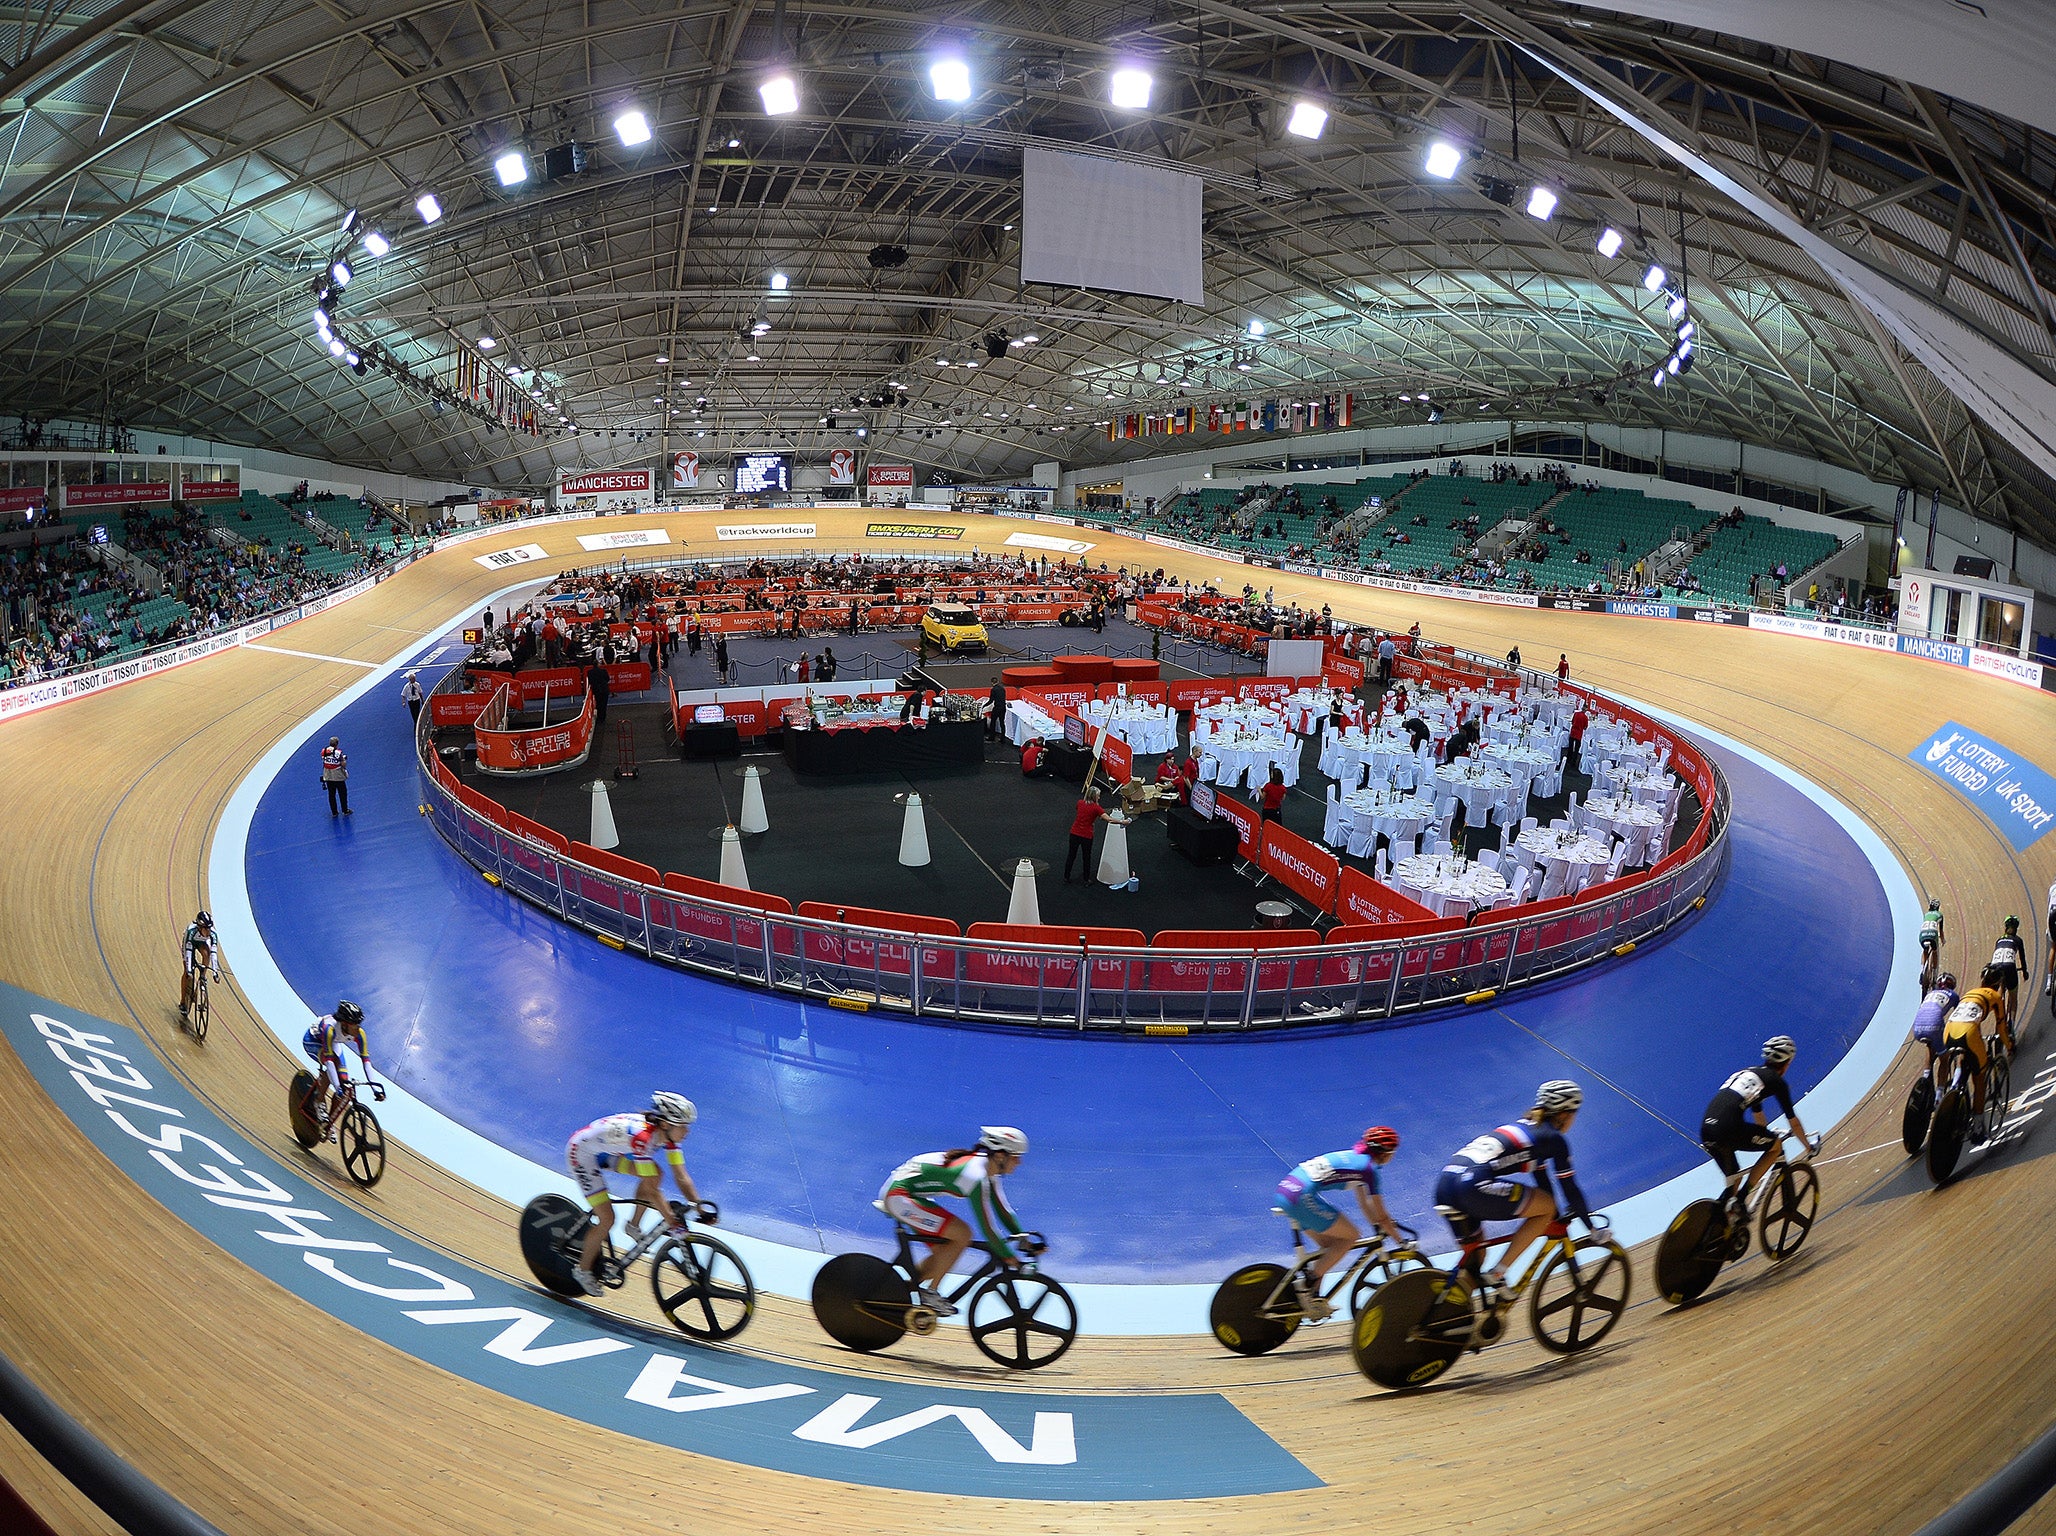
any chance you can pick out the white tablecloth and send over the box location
[1005,700,1062,745]
[1391,853,1509,915]
[1079,700,1177,755]
[1435,759,1517,826]
[1613,767,1678,806]
[1581,794,1666,864]
[1482,742,1562,802]
[1514,827,1614,894]
[1331,788,1439,857]
[1281,691,1362,735]
[1321,729,1422,789]
[1197,701,1288,737]
[1203,733,1300,790]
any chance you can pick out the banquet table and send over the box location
[1613,766,1679,806]
[1514,826,1614,890]
[1197,701,1288,736]
[1580,793,1667,863]
[1005,699,1062,745]
[1079,699,1178,754]
[1332,787,1439,858]
[1390,852,1510,916]
[1203,732,1301,790]
[1482,741,1562,801]
[1321,728,1422,789]
[1434,759,1518,827]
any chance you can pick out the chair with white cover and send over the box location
[1535,864,1568,901]
[1508,866,1533,904]
[1374,846,1390,880]
[1604,845,1627,881]
[1322,784,1343,849]
[1520,815,1539,838]
[1346,820,1377,861]
[1198,751,1221,783]
[1432,839,1454,858]
[1476,847,1501,872]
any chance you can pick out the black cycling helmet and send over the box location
[2005,915,2020,932]
[333,1000,364,1026]
[1936,971,1958,992]
[194,910,213,927]
[1926,895,1941,910]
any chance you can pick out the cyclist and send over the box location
[1919,897,1945,989]
[1912,972,1962,1071]
[178,909,222,1024]
[1273,1126,1404,1321]
[1941,982,2014,1133]
[300,1001,377,1141]
[878,1126,1038,1318]
[2047,878,2056,997]
[1699,1036,1819,1215]
[1433,1080,1592,1296]
[1986,916,2027,1026]
[564,1093,706,1297]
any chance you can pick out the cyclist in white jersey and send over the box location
[877,1126,1037,1316]
[564,1092,706,1296]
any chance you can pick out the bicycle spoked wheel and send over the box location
[1758,1164,1819,1262]
[1926,1087,1970,1184]
[191,980,210,1043]
[1984,1055,2013,1142]
[1347,1245,1435,1319]
[337,1103,386,1187]
[966,1271,1078,1370]
[1529,1238,1631,1354]
[652,1233,756,1342]
[1352,1269,1472,1390]
[1209,1263,1298,1356]
[1901,1072,1934,1155]
[1654,1200,1726,1305]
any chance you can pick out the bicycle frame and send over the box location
[887,1225,1017,1303]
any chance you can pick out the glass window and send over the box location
[1980,596,2023,651]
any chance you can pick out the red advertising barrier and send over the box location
[1236,678,1297,703]
[430,691,496,726]
[1022,685,1095,714]
[700,612,777,634]
[1258,823,1339,915]
[1095,679,1168,704]
[603,662,653,693]
[515,667,586,708]
[1164,678,1239,712]
[1323,657,1365,688]
[1079,721,1134,783]
[796,902,958,977]
[1328,916,1465,945]
[1145,928,1330,995]
[661,871,794,916]
[961,923,1145,991]
[572,843,660,888]
[1336,866,1439,926]
[504,812,571,855]
[1213,793,1259,858]
[797,902,961,939]
[475,687,595,773]
[1007,603,1066,624]
[721,698,773,737]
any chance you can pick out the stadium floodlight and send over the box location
[936,356,952,367]
[769,271,788,291]
[1525,185,1558,220]
[1677,339,1695,359]
[330,259,352,287]
[361,230,390,258]
[1677,319,1695,340]
[415,191,443,224]
[328,338,346,356]
[1667,354,1681,375]
[1248,319,1266,337]
[478,334,496,350]
[494,150,528,187]
[614,109,651,146]
[760,72,799,115]
[1667,292,1688,321]
[1596,226,1624,258]
[1019,336,1037,345]
[930,57,972,103]
[1651,367,1665,386]
[1109,67,1152,110]
[1286,101,1328,139]
[1642,263,1666,291]
[1424,140,1463,179]
[312,307,331,330]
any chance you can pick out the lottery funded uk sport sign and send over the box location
[1909,722,2056,850]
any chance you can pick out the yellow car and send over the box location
[921,603,989,654]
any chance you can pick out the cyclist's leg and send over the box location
[881,1193,969,1288]
[318,1057,346,1134]
[1965,1031,1991,1114]
[1488,1187,1557,1284]
[578,1191,614,1272]
[179,949,195,1013]
[1276,1189,1351,1281]
[1737,1125,1783,1198]
[1702,1138,1742,1201]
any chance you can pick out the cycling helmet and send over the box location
[1936,972,1958,992]
[1762,1035,1798,1066]
[333,1000,364,1026]
[649,1091,698,1126]
[1535,1080,1584,1115]
[977,1125,1029,1156]
[1357,1126,1400,1154]
[1927,896,1941,910]
[194,910,213,927]
[2005,915,2020,932]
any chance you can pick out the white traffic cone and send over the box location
[739,765,769,835]
[717,824,750,889]
[1006,859,1042,925]
[898,792,931,867]
[587,781,619,851]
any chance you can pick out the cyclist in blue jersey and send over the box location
[1272,1126,1404,1320]
[1912,972,1961,1070]
[1434,1080,1591,1292]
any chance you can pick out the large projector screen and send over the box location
[1021,147,1204,304]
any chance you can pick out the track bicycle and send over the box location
[180,962,217,1043]
[1210,1225,1432,1356]
[519,1192,756,1343]
[287,1066,386,1188]
[811,1219,1078,1370]
[1923,1032,2012,1185]
[1653,1133,1821,1306]
[1351,1214,1630,1391]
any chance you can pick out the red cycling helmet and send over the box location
[1357,1126,1400,1154]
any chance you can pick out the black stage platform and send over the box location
[443,687,1704,936]
[783,718,985,774]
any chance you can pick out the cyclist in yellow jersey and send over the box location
[1941,985,2013,1127]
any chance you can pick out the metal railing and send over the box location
[415,622,1730,1033]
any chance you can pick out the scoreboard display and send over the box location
[734,453,790,494]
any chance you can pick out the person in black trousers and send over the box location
[714,634,730,682]
[987,680,1007,740]
[1065,793,1107,881]
[587,660,610,730]
[320,737,351,816]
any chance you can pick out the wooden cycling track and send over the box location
[2,507,2053,1535]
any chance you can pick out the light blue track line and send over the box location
[209,592,1920,1335]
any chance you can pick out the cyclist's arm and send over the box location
[1354,1184,1398,1242]
[1540,1149,1592,1221]
[664,1143,700,1211]
[969,1174,1025,1264]
[1770,1084,1806,1145]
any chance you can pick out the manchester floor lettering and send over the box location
[0,984,1317,1500]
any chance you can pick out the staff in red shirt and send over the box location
[1259,764,1288,825]
[1154,756,1185,802]
[1064,793,1107,881]
[1021,738,1054,778]
[1563,706,1590,769]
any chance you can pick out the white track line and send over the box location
[241,641,381,669]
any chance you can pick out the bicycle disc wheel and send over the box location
[1529,1239,1631,1354]
[1348,1245,1435,1319]
[810,1253,911,1353]
[652,1234,756,1342]
[337,1103,385,1187]
[1209,1263,1299,1356]
[1758,1163,1819,1261]
[1984,1055,2013,1142]
[287,1071,320,1149]
[1901,1073,1934,1155]
[1352,1269,1471,1391]
[519,1194,592,1296]
[1654,1201,1726,1304]
[966,1271,1078,1370]
[1926,1088,1970,1184]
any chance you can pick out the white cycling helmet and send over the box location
[977,1125,1029,1156]
[1535,1080,1584,1115]
[1762,1035,1797,1066]
[649,1091,698,1126]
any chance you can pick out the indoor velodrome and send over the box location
[6,8,2056,1536]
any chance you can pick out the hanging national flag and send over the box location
[1338,393,1354,428]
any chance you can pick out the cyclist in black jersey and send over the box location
[1986,916,2027,1027]
[1434,1080,1592,1291]
[1700,1036,1818,1213]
